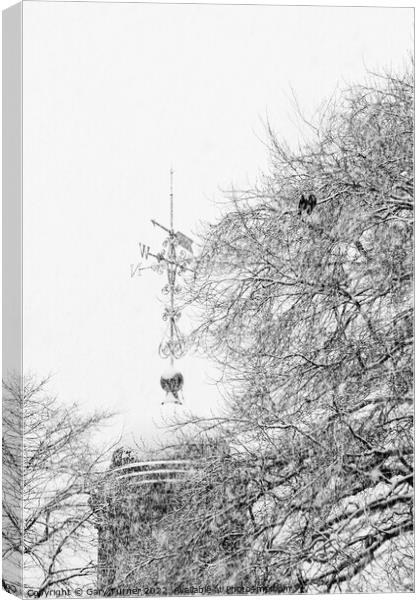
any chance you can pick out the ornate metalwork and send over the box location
[131,169,194,403]
[158,324,188,360]
[148,169,194,369]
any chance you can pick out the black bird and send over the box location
[298,194,307,215]
[307,193,317,214]
[298,193,317,215]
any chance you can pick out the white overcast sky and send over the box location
[21,1,413,447]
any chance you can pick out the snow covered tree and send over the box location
[2,376,114,596]
[170,67,414,592]
[98,66,413,595]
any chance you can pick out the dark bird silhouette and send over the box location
[298,194,307,215]
[298,193,317,216]
[307,193,317,214]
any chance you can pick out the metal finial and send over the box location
[131,167,194,404]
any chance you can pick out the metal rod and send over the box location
[148,251,193,272]
[169,168,175,366]
[126,479,187,486]
[110,459,196,473]
[116,469,190,480]
[170,167,174,232]
[151,219,171,234]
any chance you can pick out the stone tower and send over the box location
[90,446,195,593]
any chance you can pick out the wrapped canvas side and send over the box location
[2,3,23,597]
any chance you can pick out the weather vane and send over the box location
[131,169,194,405]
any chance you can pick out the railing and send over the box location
[109,459,196,486]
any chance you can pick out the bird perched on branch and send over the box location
[298,193,317,216]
